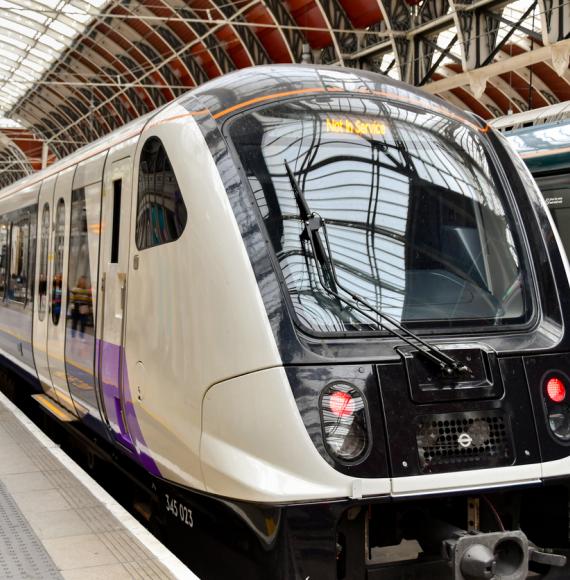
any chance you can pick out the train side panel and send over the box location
[123,108,282,489]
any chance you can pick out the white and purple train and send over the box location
[2,65,570,579]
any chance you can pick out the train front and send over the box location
[193,67,570,580]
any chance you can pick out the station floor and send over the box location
[0,392,196,579]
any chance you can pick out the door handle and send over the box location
[118,273,126,311]
[120,282,126,311]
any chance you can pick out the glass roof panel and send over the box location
[437,26,461,67]
[21,58,46,72]
[65,7,90,24]
[29,46,56,61]
[0,50,21,64]
[4,85,21,98]
[0,118,24,128]
[38,33,64,50]
[0,0,110,121]
[35,0,60,8]
[497,1,539,47]
[0,32,29,51]
[15,69,39,81]
[49,18,78,37]
[0,16,37,38]
[11,7,49,27]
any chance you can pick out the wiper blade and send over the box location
[285,161,337,292]
[284,160,470,377]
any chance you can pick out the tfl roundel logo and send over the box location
[458,433,473,448]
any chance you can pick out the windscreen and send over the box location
[228,96,531,334]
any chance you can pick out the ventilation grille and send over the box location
[416,411,513,474]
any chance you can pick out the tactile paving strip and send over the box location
[0,399,179,579]
[0,480,62,579]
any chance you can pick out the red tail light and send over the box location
[546,377,566,403]
[329,391,354,417]
[544,374,570,442]
[320,384,369,462]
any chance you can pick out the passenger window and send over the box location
[8,217,30,303]
[67,188,94,339]
[51,199,65,325]
[0,222,8,298]
[135,137,187,250]
[27,206,37,308]
[38,204,50,320]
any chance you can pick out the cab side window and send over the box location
[135,137,187,250]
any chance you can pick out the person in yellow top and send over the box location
[70,276,92,337]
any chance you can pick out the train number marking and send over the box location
[165,494,194,527]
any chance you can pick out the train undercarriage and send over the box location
[153,476,570,580]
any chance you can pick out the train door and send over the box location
[33,177,57,401]
[98,154,134,448]
[65,153,107,427]
[46,167,77,414]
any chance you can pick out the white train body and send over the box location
[1,65,570,579]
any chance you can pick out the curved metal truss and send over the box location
[0,128,36,188]
[0,0,569,186]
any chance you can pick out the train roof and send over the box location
[506,119,570,173]
[1,64,484,199]
[187,64,479,127]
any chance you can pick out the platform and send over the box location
[0,391,196,579]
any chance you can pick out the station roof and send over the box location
[0,0,569,187]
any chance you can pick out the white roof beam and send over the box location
[423,37,570,96]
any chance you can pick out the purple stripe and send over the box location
[97,339,161,476]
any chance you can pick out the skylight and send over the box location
[0,0,110,121]
[0,118,24,129]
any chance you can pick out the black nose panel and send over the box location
[378,356,540,478]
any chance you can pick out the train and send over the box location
[506,117,570,258]
[1,65,570,579]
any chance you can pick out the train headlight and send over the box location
[320,384,369,462]
[544,375,570,441]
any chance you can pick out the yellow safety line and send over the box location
[34,395,74,422]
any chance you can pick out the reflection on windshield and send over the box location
[229,96,528,334]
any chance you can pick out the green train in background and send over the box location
[506,117,570,253]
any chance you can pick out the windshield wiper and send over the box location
[284,160,470,377]
[285,161,338,294]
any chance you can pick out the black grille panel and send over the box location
[416,411,513,473]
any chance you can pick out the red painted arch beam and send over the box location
[189,0,256,70]
[285,0,333,50]
[245,3,293,63]
[338,0,382,29]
